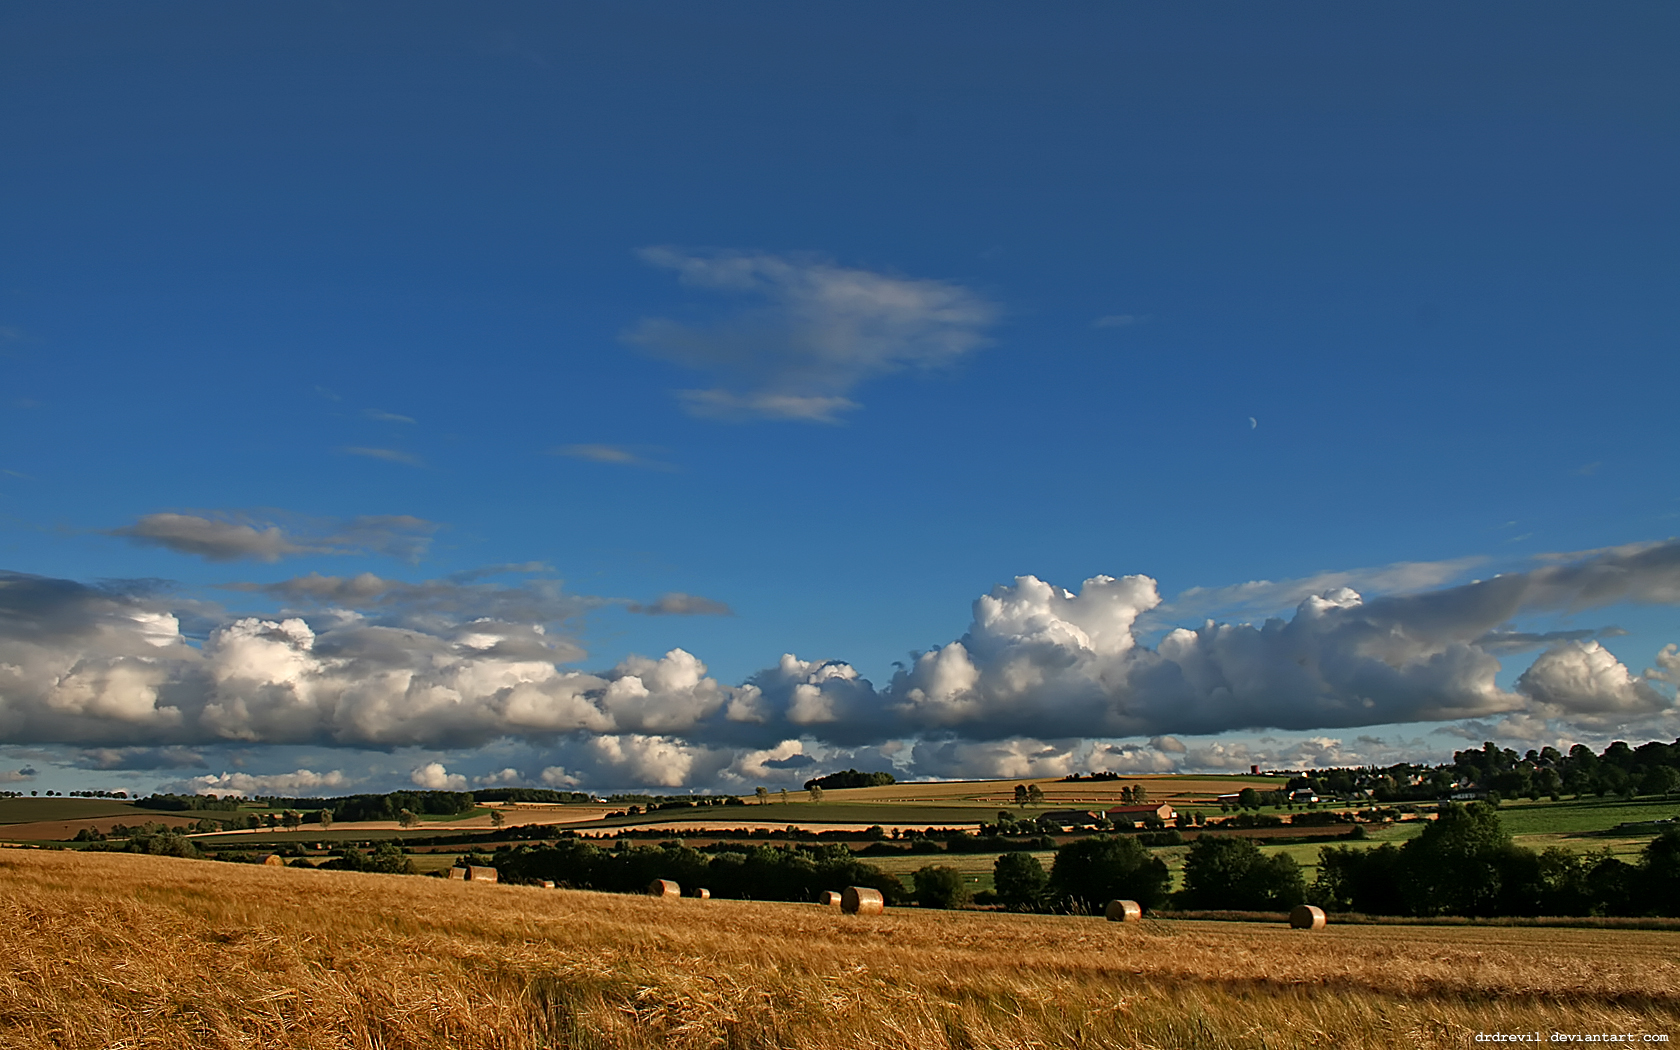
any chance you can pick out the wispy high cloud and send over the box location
[113,514,302,563]
[226,569,597,643]
[627,592,733,617]
[549,444,674,471]
[111,512,437,564]
[342,447,424,467]
[1162,555,1487,621]
[624,249,998,423]
[73,746,206,770]
[362,409,416,424]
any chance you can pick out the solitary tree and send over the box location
[318,809,333,830]
[490,808,505,829]
[397,808,419,828]
[1179,836,1304,910]
[1640,829,1680,914]
[1050,836,1171,913]
[755,786,770,805]
[1398,802,1512,916]
[994,851,1049,911]
[1026,784,1045,805]
[779,788,789,805]
[1014,784,1030,807]
[913,865,971,909]
[809,785,825,803]
[367,840,417,875]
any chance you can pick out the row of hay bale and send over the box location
[646,878,709,899]
[817,887,883,915]
[433,866,1322,928]
[434,873,1314,927]
[1102,899,1327,930]
[643,880,884,914]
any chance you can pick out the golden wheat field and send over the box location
[2,849,1677,1050]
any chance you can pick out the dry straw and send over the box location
[1290,904,1327,930]
[262,854,284,867]
[467,866,499,884]
[1104,899,1142,923]
[648,878,680,898]
[841,886,884,915]
[694,888,711,900]
[448,867,467,880]
[817,890,842,907]
[5,849,1680,1049]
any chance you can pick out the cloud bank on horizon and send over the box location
[1,539,1676,791]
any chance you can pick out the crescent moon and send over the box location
[1249,417,1258,429]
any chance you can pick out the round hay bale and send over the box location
[540,880,556,889]
[648,878,680,898]
[467,865,499,884]
[447,867,467,880]
[262,854,284,867]
[1104,899,1143,923]
[817,890,843,907]
[1289,904,1327,930]
[694,887,711,900]
[841,886,884,915]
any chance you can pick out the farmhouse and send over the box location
[1037,809,1104,827]
[1106,803,1176,824]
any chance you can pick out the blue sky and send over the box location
[2,3,1677,796]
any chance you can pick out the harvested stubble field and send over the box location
[2,849,1677,1050]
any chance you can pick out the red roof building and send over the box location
[1106,803,1177,823]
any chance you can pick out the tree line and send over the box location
[136,790,483,819]
[1277,738,1680,804]
[492,839,906,903]
[1313,804,1680,917]
[980,804,1680,918]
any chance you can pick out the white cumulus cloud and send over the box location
[1515,641,1668,728]
[3,539,1679,788]
[410,762,467,790]
[539,765,580,788]
[181,768,349,797]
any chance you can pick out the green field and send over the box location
[0,798,143,823]
[1496,796,1680,836]
[582,801,1002,828]
[31,790,1676,912]
[193,825,506,845]
[883,810,1639,898]
[870,850,1057,895]
[19,790,1680,889]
